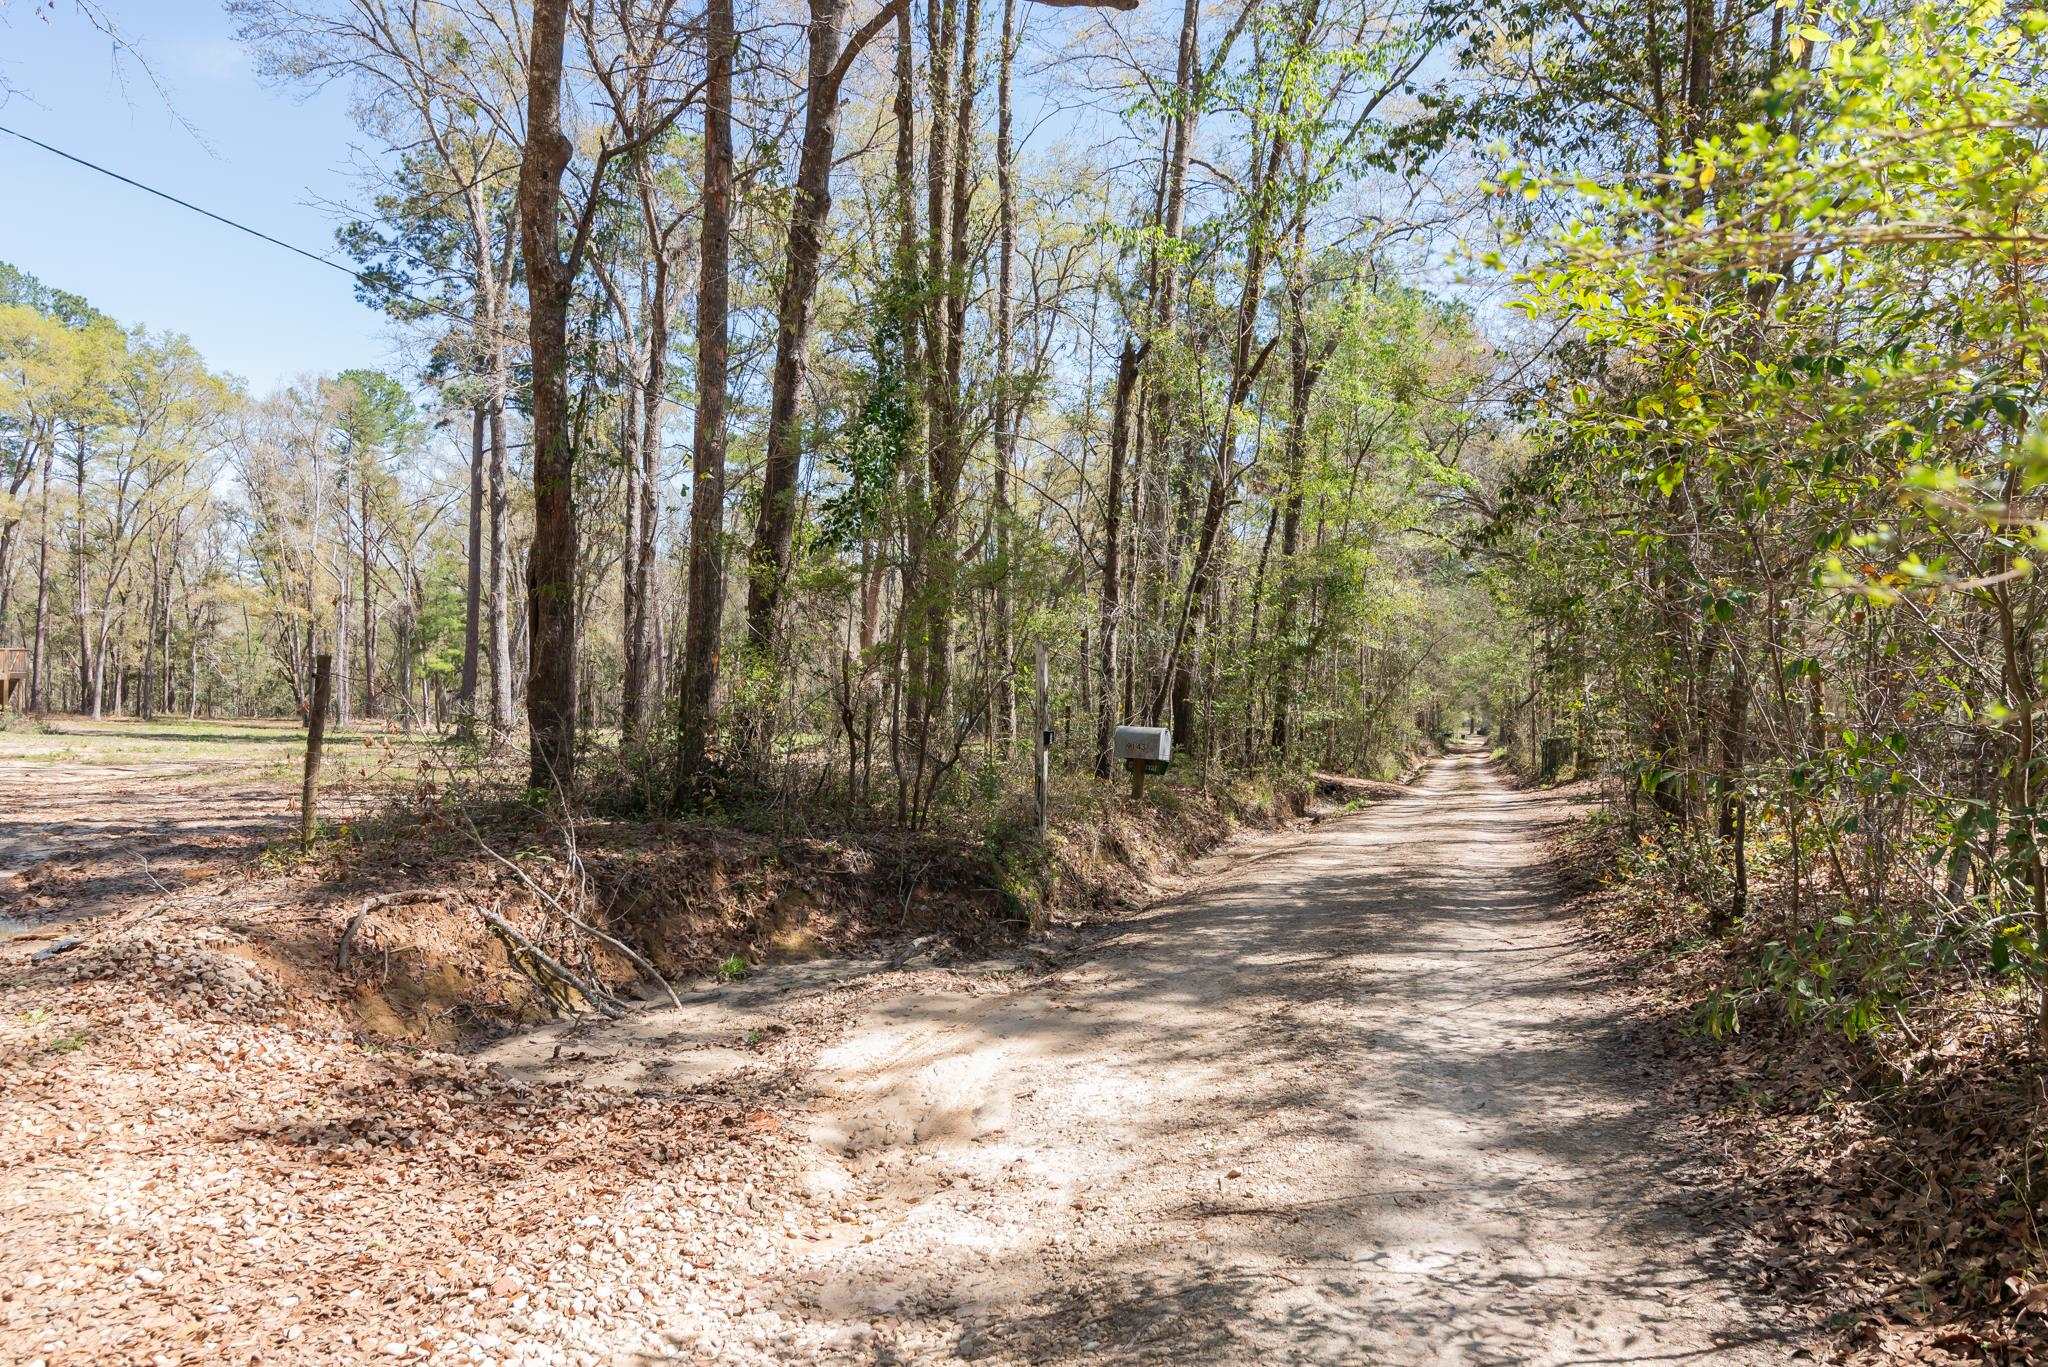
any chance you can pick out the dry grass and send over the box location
[0,715,444,784]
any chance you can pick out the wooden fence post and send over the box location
[302,652,333,850]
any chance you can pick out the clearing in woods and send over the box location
[0,718,423,926]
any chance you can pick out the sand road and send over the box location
[502,751,1802,1363]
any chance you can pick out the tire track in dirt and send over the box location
[752,750,1806,1363]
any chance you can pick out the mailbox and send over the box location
[1113,725,1172,770]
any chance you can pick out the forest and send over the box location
[5,0,2048,1357]
[0,0,1508,819]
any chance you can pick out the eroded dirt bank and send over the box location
[0,745,1329,1365]
[491,751,1808,1363]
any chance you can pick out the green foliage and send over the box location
[1492,0,2048,1042]
[816,311,911,554]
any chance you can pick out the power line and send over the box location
[0,121,368,283]
[2,121,484,337]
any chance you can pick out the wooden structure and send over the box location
[0,647,27,713]
[1113,724,1173,800]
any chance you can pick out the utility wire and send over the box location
[0,121,466,329]
[0,121,365,282]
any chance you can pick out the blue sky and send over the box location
[0,1,395,391]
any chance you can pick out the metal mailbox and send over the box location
[1113,725,1173,769]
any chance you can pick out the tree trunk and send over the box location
[360,457,376,718]
[187,601,201,719]
[1150,24,1280,742]
[302,653,332,849]
[334,572,351,726]
[910,0,978,812]
[1150,139,1278,734]
[1245,502,1277,764]
[1270,222,1314,761]
[1137,0,1202,699]
[1096,338,1142,776]
[518,0,582,790]
[1713,646,1751,932]
[29,434,52,711]
[991,0,1019,753]
[903,0,961,806]
[73,428,88,711]
[888,0,923,818]
[679,0,735,783]
[620,342,644,731]
[458,402,484,718]
[746,0,902,677]
[626,317,663,736]
[0,423,33,624]
[470,195,517,740]
[621,239,667,738]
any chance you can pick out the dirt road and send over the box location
[5,743,1809,1364]
[502,751,1802,1363]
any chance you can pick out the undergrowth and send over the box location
[1564,808,2048,1358]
